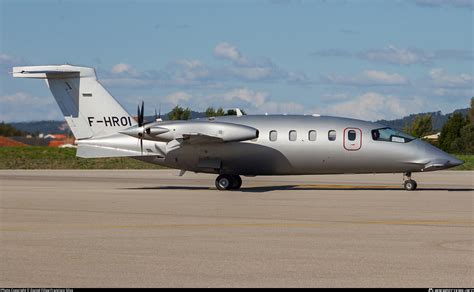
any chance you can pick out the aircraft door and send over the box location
[344,128,362,151]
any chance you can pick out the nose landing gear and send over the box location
[215,174,242,191]
[403,172,417,191]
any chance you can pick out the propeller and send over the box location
[130,101,165,154]
[137,100,145,127]
[155,103,162,122]
[137,101,146,154]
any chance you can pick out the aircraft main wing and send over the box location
[181,133,224,144]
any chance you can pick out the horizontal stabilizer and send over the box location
[77,144,161,158]
[12,65,92,79]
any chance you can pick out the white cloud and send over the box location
[165,91,191,106]
[320,93,352,101]
[0,92,61,122]
[323,92,424,120]
[315,46,472,64]
[103,48,308,89]
[0,53,25,66]
[322,70,409,86]
[0,53,28,75]
[101,77,152,88]
[111,63,138,76]
[228,65,283,81]
[359,45,433,65]
[258,101,305,114]
[365,70,407,84]
[213,42,248,65]
[433,87,474,97]
[428,68,473,88]
[217,88,269,107]
[213,42,308,84]
[413,0,473,9]
[203,88,308,114]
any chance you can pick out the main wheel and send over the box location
[215,174,233,191]
[230,175,242,190]
[404,180,417,191]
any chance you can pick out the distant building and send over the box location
[423,132,441,141]
[59,143,77,148]
[44,134,67,140]
[46,134,75,147]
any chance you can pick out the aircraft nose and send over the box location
[447,156,464,167]
[414,140,464,170]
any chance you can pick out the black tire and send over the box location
[215,175,232,191]
[404,180,417,191]
[230,175,242,190]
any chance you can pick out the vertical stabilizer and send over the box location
[13,65,136,139]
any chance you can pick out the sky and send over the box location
[0,0,473,122]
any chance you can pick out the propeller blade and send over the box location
[140,137,143,155]
[137,104,142,127]
[155,108,158,121]
[140,101,145,126]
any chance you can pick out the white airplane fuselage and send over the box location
[12,64,463,191]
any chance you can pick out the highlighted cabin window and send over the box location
[328,130,336,141]
[82,93,93,97]
[308,130,316,141]
[348,130,356,141]
[269,130,278,142]
[289,130,297,141]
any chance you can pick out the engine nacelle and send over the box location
[121,120,259,143]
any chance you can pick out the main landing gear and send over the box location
[403,172,417,191]
[215,174,242,191]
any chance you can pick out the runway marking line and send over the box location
[1,222,321,232]
[351,220,474,226]
[294,184,400,189]
[2,220,473,232]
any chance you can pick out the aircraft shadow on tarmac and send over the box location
[124,185,474,193]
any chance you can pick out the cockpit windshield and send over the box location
[371,127,415,143]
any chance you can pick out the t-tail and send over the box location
[12,65,137,140]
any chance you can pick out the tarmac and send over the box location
[0,169,473,287]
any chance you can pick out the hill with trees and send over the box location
[377,108,469,132]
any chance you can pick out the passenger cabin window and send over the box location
[308,130,317,141]
[269,130,278,142]
[289,130,297,141]
[371,127,414,143]
[348,130,357,141]
[328,130,336,141]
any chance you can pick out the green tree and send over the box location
[216,107,226,116]
[451,123,474,154]
[438,112,468,153]
[168,106,192,120]
[205,107,216,117]
[469,97,473,125]
[205,107,226,117]
[205,106,225,117]
[453,97,474,154]
[226,109,237,116]
[406,114,433,138]
[0,122,27,137]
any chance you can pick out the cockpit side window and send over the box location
[371,127,414,143]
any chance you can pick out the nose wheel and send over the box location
[215,174,242,190]
[403,172,417,191]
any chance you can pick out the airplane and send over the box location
[12,65,464,191]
